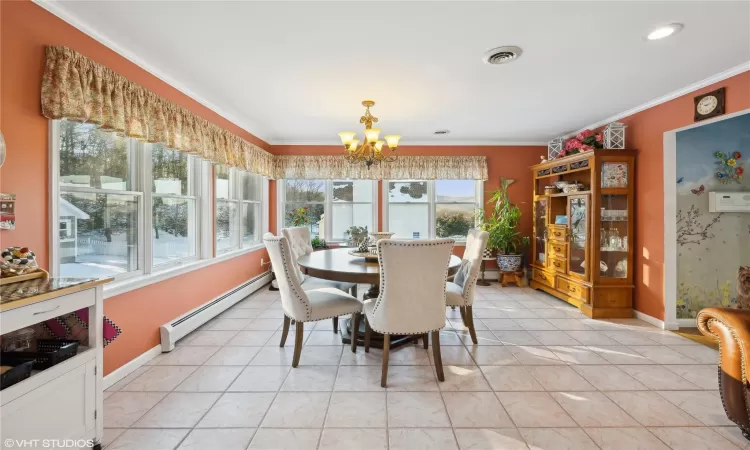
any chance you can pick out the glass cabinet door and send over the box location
[533,198,548,266]
[568,195,589,280]
[600,194,629,278]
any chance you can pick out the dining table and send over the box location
[297,247,462,349]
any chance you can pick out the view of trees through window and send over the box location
[284,180,325,237]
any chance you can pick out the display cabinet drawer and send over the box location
[556,277,590,302]
[532,269,555,288]
[549,257,567,274]
[547,225,567,242]
[549,242,567,259]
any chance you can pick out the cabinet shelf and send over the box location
[548,190,591,197]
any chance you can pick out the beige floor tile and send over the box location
[491,330,541,345]
[449,318,489,331]
[438,365,492,391]
[228,365,290,392]
[658,390,734,426]
[587,345,653,365]
[604,331,660,346]
[334,365,384,391]
[182,330,239,346]
[388,428,458,450]
[248,428,321,450]
[245,318,283,330]
[207,318,254,331]
[496,391,576,427]
[228,330,275,346]
[103,392,167,428]
[325,392,386,427]
[469,346,518,365]
[571,365,648,391]
[526,366,595,391]
[507,345,565,365]
[480,318,523,330]
[545,319,592,331]
[156,346,219,366]
[519,428,599,450]
[649,426,739,450]
[529,331,582,346]
[515,318,559,331]
[175,365,244,392]
[550,391,638,427]
[340,347,386,365]
[563,330,618,345]
[387,392,451,427]
[133,392,221,428]
[388,346,432,365]
[257,309,285,319]
[102,428,126,448]
[219,308,262,319]
[668,344,720,364]
[203,346,261,365]
[533,309,574,319]
[249,346,295,365]
[473,308,512,319]
[630,345,698,364]
[105,366,150,392]
[618,365,701,390]
[385,365,439,391]
[584,427,669,450]
[547,346,610,364]
[453,428,528,450]
[437,345,479,365]
[261,392,331,428]
[306,330,346,345]
[319,428,387,450]
[663,365,719,390]
[296,346,344,365]
[121,365,198,392]
[281,365,338,391]
[268,330,312,346]
[459,330,505,346]
[481,365,544,391]
[434,330,465,346]
[713,426,750,449]
[605,391,702,426]
[107,429,189,450]
[197,392,275,428]
[442,392,513,427]
[177,428,255,450]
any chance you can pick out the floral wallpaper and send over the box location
[675,113,750,319]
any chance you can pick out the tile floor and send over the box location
[103,284,746,450]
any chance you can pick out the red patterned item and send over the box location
[35,309,121,347]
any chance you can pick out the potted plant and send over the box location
[343,225,369,247]
[481,178,530,272]
[311,236,328,250]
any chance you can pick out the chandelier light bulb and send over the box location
[374,140,385,153]
[347,139,359,152]
[338,131,356,146]
[364,128,381,144]
[384,135,401,149]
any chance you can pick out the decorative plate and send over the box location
[347,250,378,261]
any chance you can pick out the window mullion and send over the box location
[428,181,436,239]
[141,142,153,275]
[325,180,333,242]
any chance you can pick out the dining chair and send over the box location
[360,238,454,387]
[445,228,489,344]
[263,233,363,367]
[282,226,357,333]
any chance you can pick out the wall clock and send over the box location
[694,87,725,122]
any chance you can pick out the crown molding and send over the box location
[562,61,750,138]
[33,0,273,143]
[270,139,548,146]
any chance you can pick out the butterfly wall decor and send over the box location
[691,185,705,196]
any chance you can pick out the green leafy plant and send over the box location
[481,178,529,255]
[311,236,328,250]
[343,225,369,246]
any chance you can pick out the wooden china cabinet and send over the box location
[529,150,636,318]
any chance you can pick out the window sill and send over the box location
[104,244,266,299]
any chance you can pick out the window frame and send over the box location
[215,165,267,255]
[277,179,378,243]
[382,179,483,242]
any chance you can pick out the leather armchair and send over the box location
[697,307,750,439]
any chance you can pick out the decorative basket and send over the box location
[544,186,560,195]
[1,339,80,370]
[0,360,33,391]
[497,254,522,272]
[562,182,586,193]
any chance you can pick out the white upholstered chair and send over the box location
[445,228,489,344]
[360,238,454,387]
[282,226,357,333]
[263,233,363,366]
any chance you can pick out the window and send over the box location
[216,165,264,254]
[385,180,481,241]
[280,179,376,241]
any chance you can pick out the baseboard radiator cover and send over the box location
[160,271,271,351]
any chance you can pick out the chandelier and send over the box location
[338,100,401,168]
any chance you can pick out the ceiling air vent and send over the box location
[434,130,450,135]
[483,46,523,65]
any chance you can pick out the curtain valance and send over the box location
[274,155,488,180]
[41,46,276,178]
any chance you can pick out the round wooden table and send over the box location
[297,248,462,349]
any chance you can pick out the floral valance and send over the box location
[41,46,275,178]
[274,155,488,180]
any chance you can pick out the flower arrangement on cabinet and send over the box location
[287,206,312,227]
[714,151,744,184]
[561,129,604,157]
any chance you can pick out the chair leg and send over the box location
[292,321,304,368]
[431,330,445,382]
[459,306,467,327]
[351,312,360,353]
[422,333,429,349]
[364,318,372,353]
[332,316,338,334]
[381,334,390,388]
[280,316,290,347]
[465,305,478,344]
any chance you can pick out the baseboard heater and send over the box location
[160,271,272,351]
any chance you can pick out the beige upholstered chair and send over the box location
[282,226,357,333]
[445,229,489,344]
[263,233,363,366]
[360,238,454,387]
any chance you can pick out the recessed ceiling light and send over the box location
[482,46,522,65]
[434,129,450,135]
[646,23,684,40]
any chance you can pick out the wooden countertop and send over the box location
[0,277,113,312]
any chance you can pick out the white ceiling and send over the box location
[45,0,750,145]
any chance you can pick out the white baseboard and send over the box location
[103,344,162,390]
[634,310,667,329]
[677,318,699,329]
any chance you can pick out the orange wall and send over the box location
[611,70,750,320]
[270,145,548,261]
[0,1,270,374]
